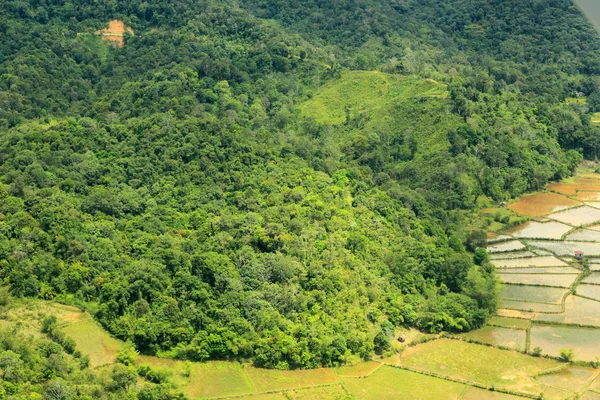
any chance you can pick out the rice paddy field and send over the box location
[492,255,568,268]
[530,325,600,362]
[476,170,600,398]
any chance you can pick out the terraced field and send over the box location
[475,170,600,398]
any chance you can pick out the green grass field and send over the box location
[460,387,527,400]
[341,365,465,400]
[62,319,124,367]
[336,361,381,377]
[245,366,338,392]
[296,70,456,160]
[286,384,351,400]
[297,70,447,126]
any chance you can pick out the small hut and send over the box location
[397,334,407,343]
[575,250,584,260]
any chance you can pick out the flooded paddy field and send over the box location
[566,229,600,241]
[487,240,526,253]
[535,295,600,327]
[547,205,600,226]
[497,266,581,274]
[459,326,526,351]
[508,192,580,216]
[492,256,568,268]
[475,171,600,394]
[500,285,569,303]
[498,299,562,313]
[497,273,578,288]
[487,316,531,329]
[530,324,600,361]
[527,241,600,256]
[490,251,538,260]
[577,192,600,201]
[576,284,600,301]
[508,221,572,240]
[582,273,600,284]
[534,366,597,391]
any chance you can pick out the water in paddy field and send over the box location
[576,0,600,30]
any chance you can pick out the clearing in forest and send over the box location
[96,20,134,47]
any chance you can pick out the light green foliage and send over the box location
[559,348,575,363]
[116,341,140,366]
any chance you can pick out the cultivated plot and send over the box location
[534,366,596,391]
[530,325,600,362]
[583,273,600,284]
[509,193,580,217]
[547,182,600,196]
[579,391,600,400]
[341,365,465,400]
[527,241,600,256]
[461,387,529,400]
[286,384,349,400]
[234,394,287,400]
[487,240,526,253]
[496,309,536,319]
[500,285,568,304]
[566,229,600,242]
[136,357,255,399]
[399,339,564,398]
[576,192,600,201]
[488,316,531,329]
[547,206,600,226]
[576,284,600,301]
[488,235,514,243]
[492,256,567,268]
[62,320,124,367]
[535,295,600,326]
[459,326,526,351]
[490,251,537,260]
[508,221,572,240]
[498,273,578,288]
[245,367,338,392]
[499,300,562,313]
[497,267,581,274]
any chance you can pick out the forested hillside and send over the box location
[0,0,599,396]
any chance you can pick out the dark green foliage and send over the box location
[0,0,594,375]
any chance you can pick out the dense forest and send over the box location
[0,0,599,397]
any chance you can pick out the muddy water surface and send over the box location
[508,193,580,216]
[508,221,572,240]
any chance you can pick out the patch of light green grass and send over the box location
[62,320,124,367]
[245,367,338,392]
[342,365,465,400]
